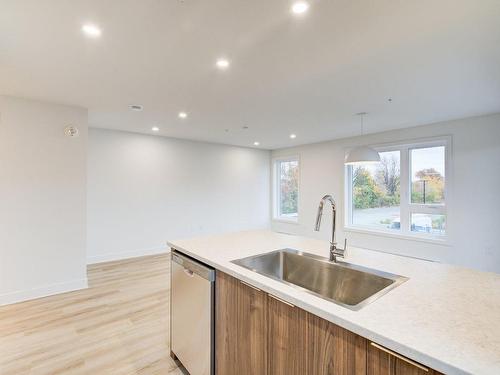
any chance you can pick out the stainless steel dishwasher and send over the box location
[170,251,215,375]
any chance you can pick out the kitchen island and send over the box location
[168,230,500,375]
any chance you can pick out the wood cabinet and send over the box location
[267,294,305,374]
[215,271,267,375]
[303,311,367,375]
[237,278,267,373]
[367,342,443,375]
[216,271,442,375]
[267,293,368,375]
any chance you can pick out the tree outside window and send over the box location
[347,140,448,238]
[274,158,299,220]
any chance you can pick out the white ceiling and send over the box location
[1,0,499,149]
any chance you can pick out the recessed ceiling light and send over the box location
[254,141,260,146]
[130,104,143,111]
[152,126,160,132]
[291,2,309,14]
[216,58,230,69]
[290,133,297,139]
[178,112,188,119]
[81,24,102,38]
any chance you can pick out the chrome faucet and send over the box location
[314,195,347,262]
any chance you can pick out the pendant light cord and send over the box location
[356,112,367,136]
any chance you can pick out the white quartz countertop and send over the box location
[167,230,500,375]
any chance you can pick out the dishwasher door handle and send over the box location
[171,251,215,281]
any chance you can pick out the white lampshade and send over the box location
[344,146,381,165]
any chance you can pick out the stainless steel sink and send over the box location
[231,249,408,311]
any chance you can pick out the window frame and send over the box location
[344,136,451,243]
[272,155,300,223]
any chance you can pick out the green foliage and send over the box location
[280,161,299,215]
[353,154,401,210]
[432,215,446,230]
[281,189,298,214]
[379,192,400,207]
[411,168,444,204]
[353,185,381,209]
[353,158,444,213]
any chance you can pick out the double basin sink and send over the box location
[231,248,408,310]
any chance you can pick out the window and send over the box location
[273,157,299,221]
[409,145,446,235]
[351,150,401,231]
[345,138,449,240]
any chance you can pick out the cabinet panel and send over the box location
[367,341,391,375]
[215,271,267,375]
[215,271,239,375]
[367,342,443,375]
[304,311,367,375]
[237,280,267,374]
[267,295,306,375]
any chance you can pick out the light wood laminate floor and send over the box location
[0,254,183,375]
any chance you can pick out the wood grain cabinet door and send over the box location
[215,271,267,375]
[303,311,367,375]
[367,342,443,375]
[236,278,267,374]
[215,271,239,375]
[267,294,306,375]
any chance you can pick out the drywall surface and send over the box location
[272,113,500,272]
[87,129,270,263]
[0,96,88,305]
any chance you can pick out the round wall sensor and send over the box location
[64,126,79,137]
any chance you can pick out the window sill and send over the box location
[344,226,451,246]
[273,217,299,225]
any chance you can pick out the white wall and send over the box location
[87,129,271,263]
[0,96,88,305]
[272,113,500,273]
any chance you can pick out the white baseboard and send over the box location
[0,247,169,306]
[0,278,88,307]
[87,245,169,265]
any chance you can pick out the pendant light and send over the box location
[344,112,381,165]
